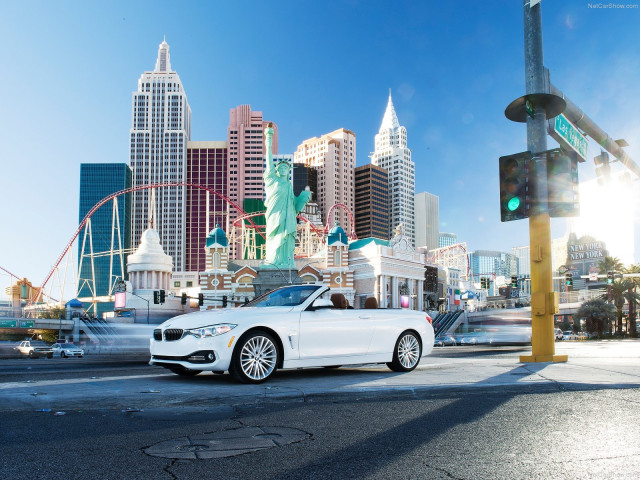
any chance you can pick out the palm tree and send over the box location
[623,264,640,337]
[576,298,615,337]
[603,279,640,335]
[597,256,624,275]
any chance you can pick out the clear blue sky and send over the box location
[1,0,639,292]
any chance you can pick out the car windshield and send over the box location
[60,344,76,348]
[243,285,321,308]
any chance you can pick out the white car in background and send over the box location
[15,341,53,359]
[150,285,434,384]
[51,343,84,358]
[562,330,579,341]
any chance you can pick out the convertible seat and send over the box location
[330,293,347,309]
[364,297,378,309]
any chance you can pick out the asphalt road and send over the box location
[1,342,639,479]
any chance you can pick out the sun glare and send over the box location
[570,177,636,264]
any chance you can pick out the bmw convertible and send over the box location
[149,284,434,384]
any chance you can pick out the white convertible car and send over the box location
[150,285,434,384]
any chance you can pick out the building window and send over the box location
[186,281,193,287]
[174,281,180,288]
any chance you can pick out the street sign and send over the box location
[589,272,598,282]
[549,113,588,161]
[0,320,17,328]
[20,321,34,328]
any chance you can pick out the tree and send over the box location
[624,264,640,337]
[603,279,640,335]
[576,298,615,337]
[597,256,624,275]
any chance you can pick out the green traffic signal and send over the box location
[499,151,531,222]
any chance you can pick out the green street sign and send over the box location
[0,320,17,328]
[20,321,35,328]
[550,114,588,161]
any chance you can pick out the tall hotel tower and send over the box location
[370,91,415,246]
[129,40,191,271]
[294,129,356,232]
[227,105,277,259]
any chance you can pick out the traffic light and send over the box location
[547,149,580,217]
[222,296,228,308]
[499,151,531,222]
[153,290,160,304]
[565,273,573,288]
[594,151,611,185]
[181,293,187,305]
[198,293,204,306]
[159,290,165,303]
[480,278,486,289]
[607,271,614,284]
[511,275,518,288]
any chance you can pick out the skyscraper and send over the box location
[77,163,132,313]
[185,141,227,273]
[439,233,458,248]
[227,105,276,259]
[227,105,277,208]
[371,91,415,246]
[129,39,191,272]
[354,164,389,240]
[294,129,356,231]
[415,191,439,250]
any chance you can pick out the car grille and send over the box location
[153,329,162,341]
[163,328,184,341]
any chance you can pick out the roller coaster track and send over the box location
[30,182,255,305]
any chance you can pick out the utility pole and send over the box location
[520,0,567,363]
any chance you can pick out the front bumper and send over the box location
[149,334,233,371]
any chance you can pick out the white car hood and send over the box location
[159,306,296,330]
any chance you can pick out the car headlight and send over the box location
[185,324,237,338]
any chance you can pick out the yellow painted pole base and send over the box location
[520,354,568,363]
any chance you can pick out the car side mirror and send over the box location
[311,298,333,310]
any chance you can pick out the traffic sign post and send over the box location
[548,113,588,161]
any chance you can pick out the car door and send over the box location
[298,307,375,359]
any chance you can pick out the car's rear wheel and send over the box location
[169,367,200,377]
[47,353,53,359]
[387,330,422,372]
[230,331,279,384]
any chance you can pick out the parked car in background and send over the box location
[15,341,53,358]
[555,328,563,341]
[434,335,457,347]
[562,330,579,341]
[51,343,84,358]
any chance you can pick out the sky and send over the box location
[1,0,639,297]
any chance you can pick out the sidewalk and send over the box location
[0,340,638,411]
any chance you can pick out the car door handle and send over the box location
[359,315,371,319]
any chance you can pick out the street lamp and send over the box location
[130,292,150,324]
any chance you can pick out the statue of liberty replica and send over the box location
[261,123,311,272]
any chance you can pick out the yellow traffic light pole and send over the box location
[519,1,567,363]
[521,212,566,362]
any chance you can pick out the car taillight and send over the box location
[426,315,432,324]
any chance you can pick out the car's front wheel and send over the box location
[387,330,422,372]
[61,351,66,358]
[28,351,35,359]
[230,331,279,384]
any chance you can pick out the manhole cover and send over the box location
[143,426,310,459]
